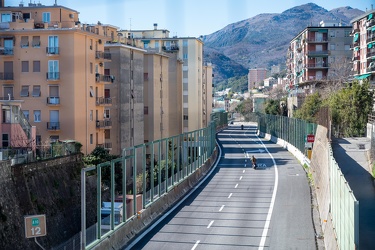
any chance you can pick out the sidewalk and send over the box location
[331,137,375,249]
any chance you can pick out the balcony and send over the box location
[96,119,112,129]
[307,38,328,43]
[0,72,14,81]
[46,47,60,55]
[46,72,60,81]
[307,50,329,56]
[162,45,179,52]
[47,97,60,105]
[367,36,375,43]
[0,48,14,56]
[350,28,360,35]
[95,51,111,60]
[96,97,112,106]
[352,56,360,61]
[95,74,114,84]
[307,63,328,68]
[47,122,60,131]
[351,42,360,49]
[367,51,375,58]
[367,19,375,28]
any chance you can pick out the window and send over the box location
[330,44,335,50]
[105,129,110,139]
[90,134,93,144]
[48,60,59,79]
[2,109,10,123]
[183,115,188,120]
[90,110,93,121]
[32,36,40,47]
[21,36,29,48]
[22,110,29,120]
[89,86,94,97]
[22,61,29,72]
[344,30,350,37]
[183,40,188,46]
[155,41,159,48]
[49,85,59,97]
[42,12,51,23]
[33,61,40,72]
[104,109,110,119]
[20,86,29,97]
[344,44,350,51]
[36,135,41,145]
[1,13,11,22]
[4,86,13,100]
[32,85,41,97]
[90,39,93,50]
[2,134,9,147]
[34,110,41,122]
[144,106,148,115]
[48,36,59,54]
[330,30,335,38]
[183,53,188,59]
[50,135,59,142]
[90,62,93,74]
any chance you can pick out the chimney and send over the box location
[153,23,157,30]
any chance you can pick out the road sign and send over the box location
[307,134,315,143]
[24,214,47,238]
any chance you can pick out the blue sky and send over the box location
[5,0,374,36]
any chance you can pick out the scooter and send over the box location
[241,125,244,130]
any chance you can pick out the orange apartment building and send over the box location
[0,1,117,154]
[248,68,267,90]
[351,8,375,84]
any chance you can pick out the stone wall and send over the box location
[0,155,87,250]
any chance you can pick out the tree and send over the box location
[294,92,322,123]
[235,98,253,116]
[328,80,374,137]
[264,99,287,115]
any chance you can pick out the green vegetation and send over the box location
[264,98,287,116]
[215,75,248,93]
[293,80,374,137]
[235,98,253,116]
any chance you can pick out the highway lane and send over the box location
[125,124,316,249]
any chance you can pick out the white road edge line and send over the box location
[256,134,279,250]
[124,139,223,250]
[207,220,214,228]
[192,240,200,250]
[219,205,225,211]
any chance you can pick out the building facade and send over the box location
[0,2,116,154]
[248,68,267,90]
[351,9,375,84]
[119,24,210,133]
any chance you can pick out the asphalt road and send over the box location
[125,124,316,249]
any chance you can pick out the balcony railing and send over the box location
[0,96,14,101]
[47,122,60,130]
[96,97,112,106]
[0,72,14,80]
[95,74,114,84]
[46,47,60,55]
[367,51,375,58]
[351,42,360,49]
[307,50,329,56]
[352,56,360,61]
[307,63,328,68]
[367,19,375,28]
[162,46,179,52]
[0,48,14,55]
[95,51,111,60]
[366,67,375,73]
[47,97,60,105]
[96,119,112,128]
[46,72,60,80]
[367,35,375,43]
[307,38,328,43]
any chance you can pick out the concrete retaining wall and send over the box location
[92,148,218,250]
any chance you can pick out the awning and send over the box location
[368,13,373,20]
[354,46,360,51]
[369,43,373,49]
[353,33,359,42]
[354,73,371,80]
[318,29,328,33]
[372,26,375,32]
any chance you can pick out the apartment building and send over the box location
[351,8,375,84]
[0,2,116,154]
[104,40,145,155]
[248,68,267,90]
[287,21,352,89]
[119,24,210,133]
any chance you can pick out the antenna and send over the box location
[129,18,132,31]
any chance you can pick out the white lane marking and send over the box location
[239,176,243,180]
[219,205,225,211]
[243,170,246,173]
[256,135,279,250]
[192,240,200,250]
[207,220,214,228]
[125,138,223,250]
[234,183,238,188]
[228,193,232,198]
[244,164,247,168]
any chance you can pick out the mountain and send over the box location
[202,3,364,84]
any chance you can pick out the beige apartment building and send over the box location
[119,24,212,134]
[351,9,375,84]
[0,1,117,154]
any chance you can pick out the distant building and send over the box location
[248,68,267,90]
[264,77,277,88]
[271,65,281,75]
[350,9,375,84]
